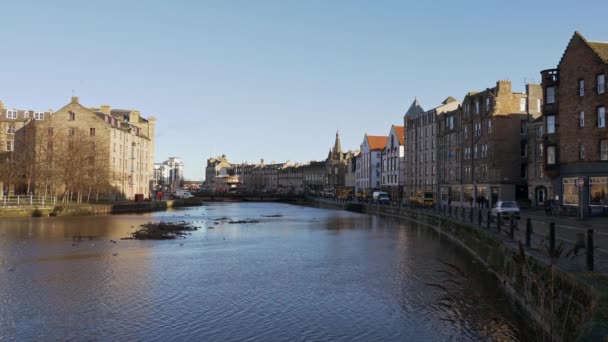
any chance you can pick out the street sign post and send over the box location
[578,177,585,219]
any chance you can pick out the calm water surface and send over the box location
[0,203,532,341]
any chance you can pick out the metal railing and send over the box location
[1,195,57,207]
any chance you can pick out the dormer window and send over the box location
[24,111,30,119]
[34,112,45,120]
[6,110,17,119]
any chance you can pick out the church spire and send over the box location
[333,130,342,155]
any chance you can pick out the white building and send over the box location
[155,157,184,191]
[356,134,388,194]
[381,125,405,201]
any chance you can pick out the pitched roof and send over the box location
[559,32,608,67]
[366,135,388,151]
[393,125,405,145]
[404,98,425,118]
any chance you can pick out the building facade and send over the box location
[404,97,459,201]
[22,97,155,200]
[325,132,350,191]
[356,134,387,194]
[380,125,405,201]
[526,117,554,207]
[541,32,608,214]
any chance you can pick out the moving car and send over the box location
[491,201,520,219]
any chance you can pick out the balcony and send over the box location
[541,69,558,84]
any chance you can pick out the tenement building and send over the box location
[0,100,52,195]
[437,107,463,206]
[355,134,387,195]
[380,125,405,201]
[458,81,541,207]
[23,97,155,200]
[541,32,608,213]
[404,97,459,201]
[526,117,553,207]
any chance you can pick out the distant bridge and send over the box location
[195,193,306,203]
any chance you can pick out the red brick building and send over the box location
[541,32,608,215]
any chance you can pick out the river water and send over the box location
[0,202,533,341]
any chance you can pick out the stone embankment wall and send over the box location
[312,200,608,341]
[0,199,202,218]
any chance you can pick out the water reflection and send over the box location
[0,203,531,341]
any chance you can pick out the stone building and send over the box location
[278,164,303,194]
[437,107,463,206]
[301,161,326,194]
[23,97,155,199]
[404,97,459,201]
[325,131,351,190]
[205,155,234,192]
[0,100,52,195]
[541,32,608,213]
[458,81,541,207]
[526,117,553,207]
[344,150,359,188]
[355,134,387,194]
[380,125,405,201]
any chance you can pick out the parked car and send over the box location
[372,191,390,204]
[174,189,194,199]
[491,201,520,219]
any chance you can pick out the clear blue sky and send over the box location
[1,0,606,180]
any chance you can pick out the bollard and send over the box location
[587,229,594,271]
[462,207,465,221]
[549,222,556,255]
[526,218,532,247]
[478,209,482,226]
[497,213,501,232]
[509,217,515,240]
[486,210,491,229]
[449,205,452,217]
[469,208,473,223]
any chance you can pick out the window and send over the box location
[547,146,556,165]
[563,178,579,205]
[90,128,96,136]
[539,143,544,157]
[598,74,605,94]
[6,110,17,119]
[6,141,14,152]
[34,112,44,120]
[6,124,15,134]
[23,111,29,119]
[579,112,585,127]
[599,107,606,128]
[485,98,490,111]
[475,100,479,114]
[537,99,541,112]
[547,115,556,133]
[68,127,75,136]
[590,177,608,206]
[521,142,527,157]
[579,79,585,96]
[487,120,492,134]
[580,144,585,159]
[546,87,555,104]
[520,121,527,134]
[68,111,75,121]
[601,140,608,161]
[520,98,527,112]
[537,126,544,137]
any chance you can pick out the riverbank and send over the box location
[309,199,608,341]
[0,198,203,218]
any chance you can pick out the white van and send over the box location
[174,189,194,199]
